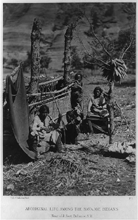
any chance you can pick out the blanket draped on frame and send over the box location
[5,65,36,160]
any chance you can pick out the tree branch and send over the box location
[82,9,112,59]
[83,59,102,67]
[120,37,133,59]
[75,28,110,68]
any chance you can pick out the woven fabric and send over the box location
[6,66,36,159]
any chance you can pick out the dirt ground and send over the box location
[3,71,136,196]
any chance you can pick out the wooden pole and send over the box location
[63,24,73,86]
[28,18,41,94]
[108,81,114,144]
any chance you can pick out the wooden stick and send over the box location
[81,10,112,59]
[28,91,70,107]
[39,76,63,86]
[120,37,133,59]
[47,87,67,145]
[75,29,110,67]
[27,83,73,97]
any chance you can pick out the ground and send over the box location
[3,70,136,196]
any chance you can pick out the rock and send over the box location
[127,141,136,148]
[108,141,136,155]
[125,145,135,154]
[125,155,135,163]
[108,142,124,153]
[7,184,14,191]
[16,169,27,176]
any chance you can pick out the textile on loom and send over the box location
[6,65,36,159]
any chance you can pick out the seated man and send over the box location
[29,105,64,158]
[87,86,109,134]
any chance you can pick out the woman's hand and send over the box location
[40,127,51,133]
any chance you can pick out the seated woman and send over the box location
[29,105,64,158]
[87,86,109,134]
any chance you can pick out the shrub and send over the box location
[82,54,95,70]
[71,46,82,70]
[40,55,52,69]
[23,51,31,72]
[3,57,7,65]
[9,58,18,67]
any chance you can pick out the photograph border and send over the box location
[1,0,137,219]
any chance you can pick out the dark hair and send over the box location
[75,73,82,81]
[93,86,103,96]
[39,105,49,114]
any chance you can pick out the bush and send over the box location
[40,55,52,69]
[104,4,114,17]
[83,54,95,70]
[22,51,31,72]
[115,29,135,68]
[71,47,82,70]
[8,58,18,67]
[3,57,7,65]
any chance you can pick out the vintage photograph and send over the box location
[3,2,136,198]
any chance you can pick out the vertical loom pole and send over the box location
[63,24,73,86]
[28,18,41,94]
[108,81,114,144]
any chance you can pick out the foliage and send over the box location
[71,46,82,70]
[115,28,135,68]
[23,51,31,72]
[92,12,99,31]
[82,2,135,69]
[22,51,52,72]
[8,58,18,67]
[83,54,96,70]
[84,3,115,36]
[53,3,84,31]
[83,22,135,70]
[104,4,114,17]
[3,57,7,65]
[40,54,52,69]
[102,59,127,82]
[121,2,136,19]
[98,27,135,69]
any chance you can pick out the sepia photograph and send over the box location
[2,1,137,219]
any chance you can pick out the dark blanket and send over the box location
[6,66,36,159]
